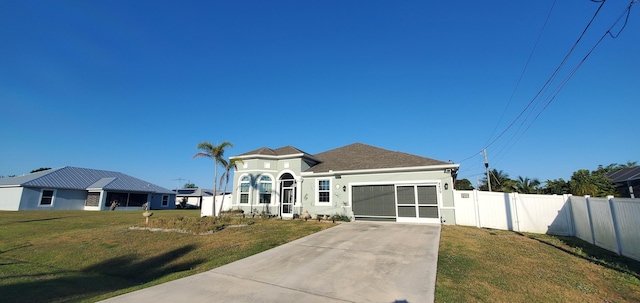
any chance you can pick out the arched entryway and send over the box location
[279,173,297,218]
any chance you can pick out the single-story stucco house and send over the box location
[0,166,176,211]
[230,143,459,224]
[174,188,215,208]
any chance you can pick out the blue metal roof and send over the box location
[0,167,174,194]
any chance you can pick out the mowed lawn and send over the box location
[436,225,640,302]
[2,211,640,303]
[0,210,334,303]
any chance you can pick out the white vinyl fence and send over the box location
[454,190,640,262]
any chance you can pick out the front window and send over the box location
[40,189,55,206]
[240,175,250,204]
[318,179,331,203]
[162,195,168,206]
[259,176,272,204]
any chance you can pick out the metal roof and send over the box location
[0,166,174,194]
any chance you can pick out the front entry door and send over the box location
[281,187,295,217]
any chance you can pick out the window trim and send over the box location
[39,189,56,207]
[239,175,251,204]
[316,179,332,205]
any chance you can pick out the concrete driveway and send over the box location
[100,222,441,303]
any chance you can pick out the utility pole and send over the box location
[483,149,491,192]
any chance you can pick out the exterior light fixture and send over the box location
[444,183,449,190]
[343,185,346,192]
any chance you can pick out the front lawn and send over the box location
[436,225,640,302]
[0,210,333,303]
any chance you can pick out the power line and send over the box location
[483,0,607,151]
[485,0,558,146]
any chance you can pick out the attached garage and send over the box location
[352,184,441,223]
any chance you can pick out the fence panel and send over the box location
[453,190,478,227]
[476,191,514,230]
[569,196,593,244]
[586,197,619,254]
[610,198,640,261]
[515,194,572,235]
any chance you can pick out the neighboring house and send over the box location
[0,166,176,211]
[230,143,459,224]
[174,188,215,208]
[608,166,640,198]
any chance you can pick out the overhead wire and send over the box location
[483,0,607,152]
[484,0,557,146]
[456,0,637,175]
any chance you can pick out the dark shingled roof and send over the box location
[308,143,450,173]
[238,146,312,157]
[608,166,640,183]
[235,143,452,173]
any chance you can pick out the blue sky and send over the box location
[1,0,638,190]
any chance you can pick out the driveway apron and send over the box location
[100,222,441,303]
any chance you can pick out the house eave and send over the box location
[301,163,460,177]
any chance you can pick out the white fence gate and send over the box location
[454,190,640,262]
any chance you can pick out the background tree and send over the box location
[568,162,636,197]
[184,182,197,188]
[193,141,233,212]
[454,178,474,190]
[479,169,515,192]
[542,178,570,195]
[31,167,51,173]
[513,176,541,194]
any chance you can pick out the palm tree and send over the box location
[514,176,541,194]
[217,157,244,216]
[480,169,514,192]
[193,141,233,211]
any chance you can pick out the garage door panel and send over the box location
[352,185,395,219]
[418,186,437,205]
[419,206,439,218]
[397,206,416,217]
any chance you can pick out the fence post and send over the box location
[585,196,596,245]
[608,196,623,255]
[512,192,521,232]
[564,194,575,236]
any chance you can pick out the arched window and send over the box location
[258,175,272,204]
[240,175,250,204]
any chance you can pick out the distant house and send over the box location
[174,188,215,208]
[608,166,640,198]
[0,166,176,211]
[230,143,459,224]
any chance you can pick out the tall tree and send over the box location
[513,176,541,194]
[193,141,233,211]
[542,178,570,195]
[568,162,636,197]
[479,169,514,192]
[184,182,197,188]
[217,157,243,216]
[454,178,474,190]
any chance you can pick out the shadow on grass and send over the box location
[0,245,205,303]
[520,233,640,280]
[0,216,76,226]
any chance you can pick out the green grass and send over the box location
[4,212,639,303]
[0,210,334,303]
[436,225,640,303]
